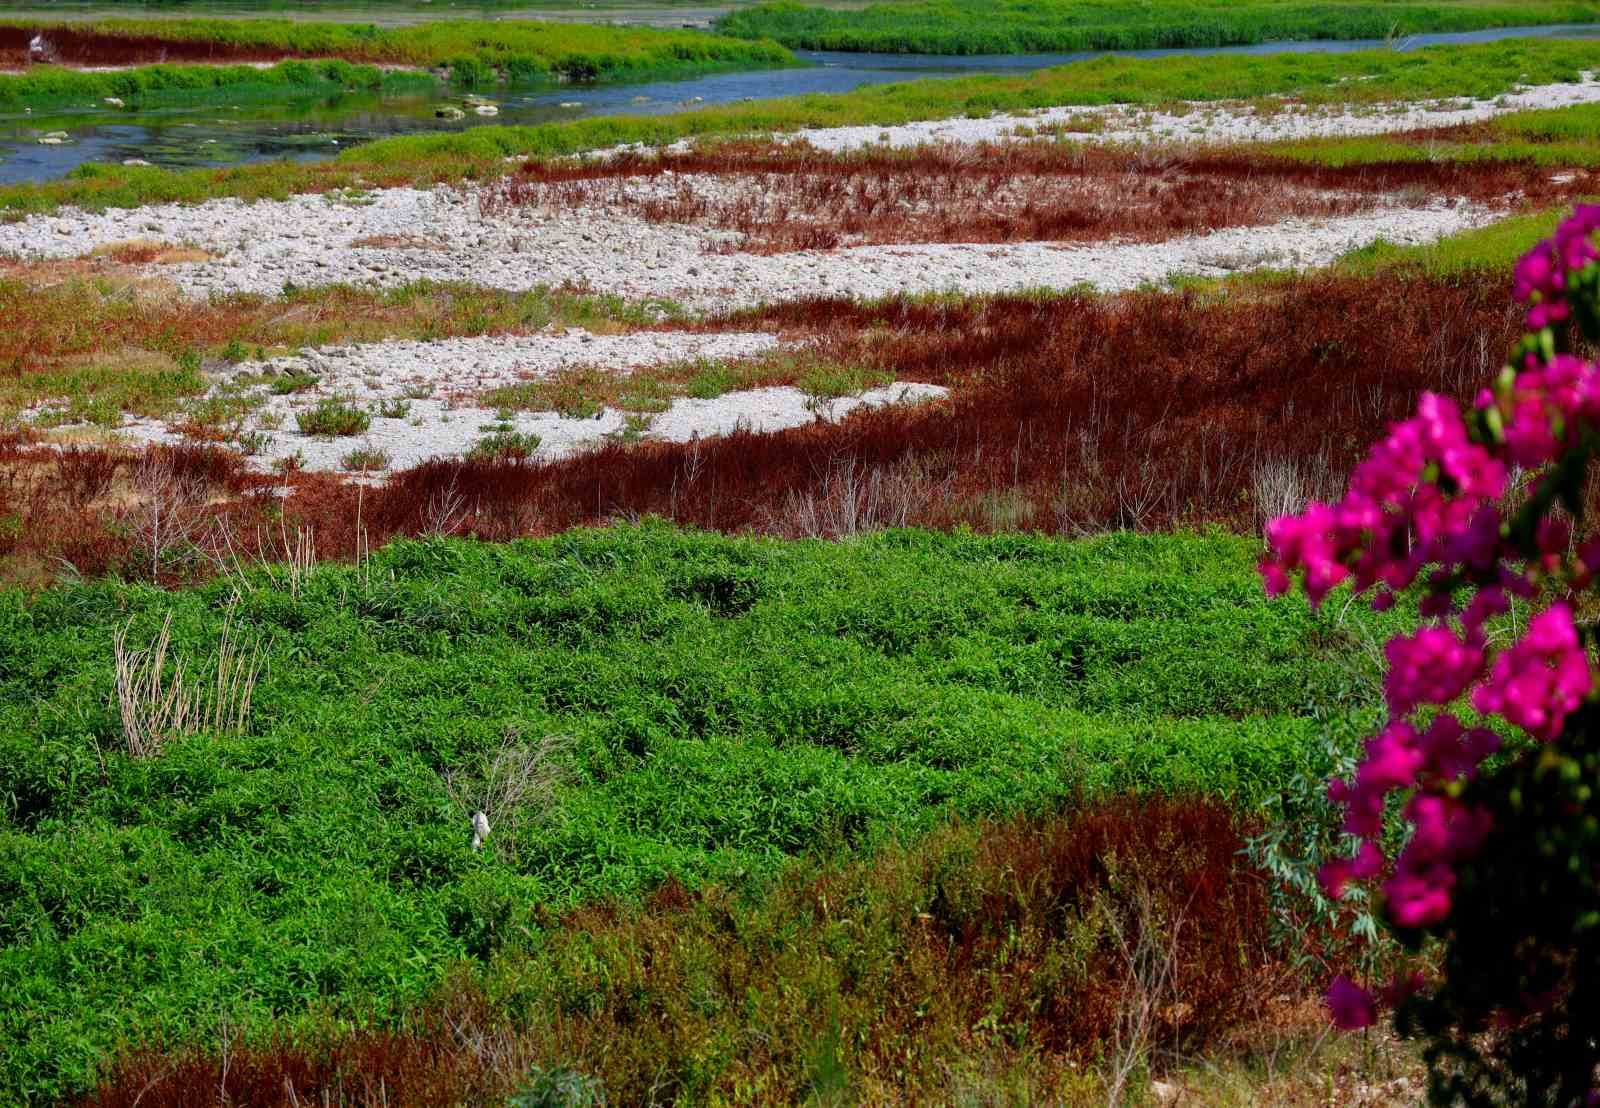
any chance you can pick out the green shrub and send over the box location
[296,396,371,436]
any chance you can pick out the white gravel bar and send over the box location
[601,73,1600,156]
[51,328,946,473]
[107,378,947,475]
[0,186,1486,307]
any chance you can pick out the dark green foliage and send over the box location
[1396,705,1600,1106]
[0,526,1393,1102]
[716,0,1600,54]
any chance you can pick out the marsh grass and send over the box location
[0,58,427,111]
[714,0,1600,54]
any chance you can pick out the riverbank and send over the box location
[3,36,1598,211]
[0,15,796,90]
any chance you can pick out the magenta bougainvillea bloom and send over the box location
[1265,205,1600,1033]
[1327,975,1378,1030]
[1472,604,1590,743]
[1383,626,1485,716]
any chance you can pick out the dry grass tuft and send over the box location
[112,605,266,758]
[88,239,216,266]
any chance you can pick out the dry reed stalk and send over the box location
[112,605,267,758]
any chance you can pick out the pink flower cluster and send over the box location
[1473,604,1591,742]
[1513,203,1600,330]
[1264,207,1600,1032]
[1261,393,1505,606]
[1481,354,1600,468]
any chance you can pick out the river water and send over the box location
[1,21,1598,185]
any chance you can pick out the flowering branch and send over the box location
[1262,206,1600,1034]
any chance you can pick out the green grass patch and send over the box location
[1264,100,1600,169]
[4,359,205,428]
[482,369,610,420]
[796,361,894,400]
[684,355,776,398]
[1337,205,1571,276]
[715,0,1600,54]
[4,36,1599,213]
[0,525,1397,1102]
[0,58,428,111]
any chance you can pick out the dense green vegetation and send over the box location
[5,16,793,82]
[0,526,1391,1102]
[715,0,1600,54]
[1336,206,1568,276]
[1,36,1594,212]
[1268,99,1600,171]
[0,58,434,110]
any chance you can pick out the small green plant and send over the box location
[467,423,541,461]
[221,338,249,363]
[269,371,320,396]
[186,385,262,434]
[236,430,271,456]
[616,375,674,414]
[609,413,654,444]
[377,397,411,419]
[297,398,371,437]
[340,446,392,472]
[401,383,435,400]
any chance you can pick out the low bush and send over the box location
[295,397,371,436]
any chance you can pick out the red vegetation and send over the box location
[0,273,1531,582]
[78,795,1296,1106]
[354,272,1523,540]
[0,25,314,68]
[487,140,1595,252]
